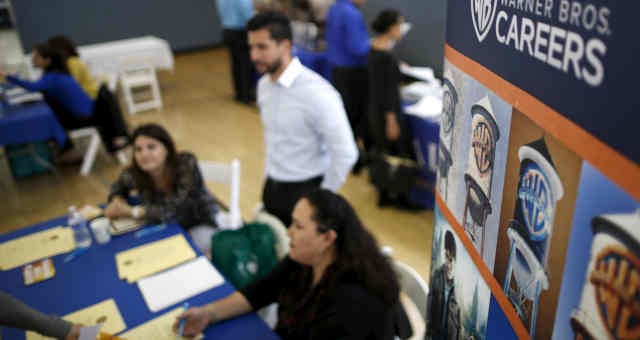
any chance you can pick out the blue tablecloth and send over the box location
[0,101,67,147]
[406,113,440,209]
[0,218,280,339]
[293,46,331,81]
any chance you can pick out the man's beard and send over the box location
[265,58,282,75]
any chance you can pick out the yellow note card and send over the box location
[115,234,196,283]
[118,307,203,340]
[0,227,75,270]
[26,299,126,340]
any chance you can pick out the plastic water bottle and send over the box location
[68,206,92,248]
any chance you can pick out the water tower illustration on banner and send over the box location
[502,138,564,339]
[462,96,500,254]
[571,210,640,340]
[437,69,459,201]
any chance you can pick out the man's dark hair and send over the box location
[247,11,293,42]
[444,230,456,260]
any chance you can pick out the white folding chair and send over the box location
[394,261,428,340]
[118,60,163,115]
[252,203,290,259]
[69,127,102,176]
[198,159,242,229]
[252,203,289,329]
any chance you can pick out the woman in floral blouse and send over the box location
[105,123,221,253]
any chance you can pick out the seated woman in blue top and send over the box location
[0,43,127,162]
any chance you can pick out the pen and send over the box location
[63,247,89,263]
[178,302,190,337]
[134,224,167,238]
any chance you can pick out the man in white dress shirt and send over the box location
[247,11,358,227]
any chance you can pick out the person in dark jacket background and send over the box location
[427,230,462,340]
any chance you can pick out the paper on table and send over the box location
[399,64,435,82]
[404,96,443,121]
[138,257,225,312]
[115,234,196,283]
[0,227,75,270]
[25,299,126,340]
[118,307,203,340]
[63,299,127,335]
[7,92,44,105]
[79,324,103,340]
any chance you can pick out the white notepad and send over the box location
[137,256,225,312]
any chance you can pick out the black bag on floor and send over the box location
[368,152,420,199]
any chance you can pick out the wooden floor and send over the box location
[0,47,434,282]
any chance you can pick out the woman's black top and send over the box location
[366,48,413,156]
[241,257,412,340]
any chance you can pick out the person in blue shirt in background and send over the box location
[326,0,370,174]
[0,43,128,163]
[216,0,257,104]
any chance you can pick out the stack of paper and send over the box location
[0,227,75,270]
[405,96,443,121]
[26,299,126,340]
[399,64,435,82]
[119,307,203,340]
[115,234,196,283]
[5,87,44,105]
[138,257,225,312]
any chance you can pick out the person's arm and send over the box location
[108,168,136,203]
[172,292,252,338]
[6,73,53,92]
[369,53,400,141]
[105,168,135,219]
[311,87,359,192]
[173,258,296,337]
[258,80,271,182]
[0,292,78,340]
[344,11,370,58]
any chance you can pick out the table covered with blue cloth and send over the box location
[406,113,440,209]
[0,101,67,147]
[293,46,331,81]
[0,217,280,339]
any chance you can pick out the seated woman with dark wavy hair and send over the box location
[105,123,222,254]
[173,189,411,340]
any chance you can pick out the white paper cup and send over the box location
[90,217,111,244]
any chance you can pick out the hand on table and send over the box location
[104,196,132,219]
[64,324,82,340]
[173,306,213,338]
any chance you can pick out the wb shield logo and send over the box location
[590,247,640,340]
[471,0,497,43]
